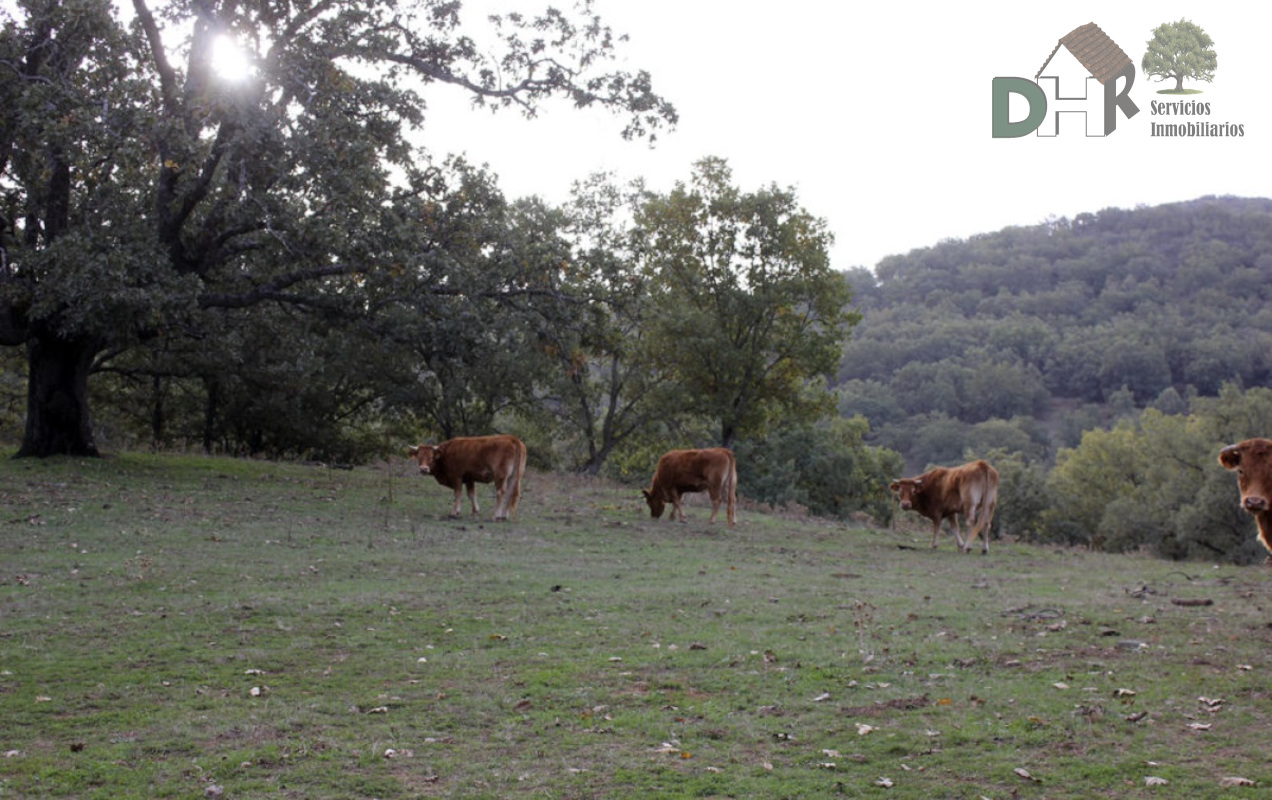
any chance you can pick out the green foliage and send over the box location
[844,197,1272,471]
[735,416,903,523]
[0,0,676,456]
[979,448,1049,541]
[529,173,666,475]
[1142,19,1218,92]
[636,158,858,448]
[1042,386,1272,562]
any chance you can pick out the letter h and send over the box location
[1034,75,1105,136]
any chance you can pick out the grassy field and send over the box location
[1,453,1270,799]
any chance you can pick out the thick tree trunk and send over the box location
[16,330,100,457]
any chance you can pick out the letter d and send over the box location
[992,78,1047,138]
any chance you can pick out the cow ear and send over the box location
[888,481,900,492]
[406,446,418,456]
[1219,445,1242,470]
[913,478,922,488]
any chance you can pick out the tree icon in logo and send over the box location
[1142,19,1217,94]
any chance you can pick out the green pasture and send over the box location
[1,454,1269,798]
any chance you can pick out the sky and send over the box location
[422,1,1271,272]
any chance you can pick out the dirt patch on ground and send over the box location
[839,695,931,717]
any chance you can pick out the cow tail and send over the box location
[726,450,738,526]
[507,439,528,519]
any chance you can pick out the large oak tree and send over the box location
[0,0,674,456]
[634,158,859,449]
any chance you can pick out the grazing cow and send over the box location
[1218,438,1272,554]
[407,434,527,521]
[889,460,999,554]
[643,448,737,526]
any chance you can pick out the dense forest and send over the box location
[839,196,1272,470]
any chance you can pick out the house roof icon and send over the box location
[1035,22,1133,84]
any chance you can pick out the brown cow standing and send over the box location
[643,448,737,526]
[1218,438,1272,554]
[889,460,999,554]
[407,434,527,521]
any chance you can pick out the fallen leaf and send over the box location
[1219,777,1257,787]
[1145,776,1169,786]
[822,749,841,758]
[1188,722,1212,731]
[875,777,894,787]
[856,723,876,735]
[1198,696,1224,712]
[1014,767,1041,783]
[1052,682,1069,690]
[368,706,389,714]
[812,692,831,702]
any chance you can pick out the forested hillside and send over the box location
[838,196,1272,470]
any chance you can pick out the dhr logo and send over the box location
[993,22,1140,137]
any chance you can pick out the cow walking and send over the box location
[407,434,527,521]
[643,448,737,526]
[889,460,999,554]
[1218,438,1272,555]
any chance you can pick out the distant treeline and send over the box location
[838,196,1272,470]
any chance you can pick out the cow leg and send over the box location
[449,487,463,518]
[949,515,969,551]
[707,488,721,524]
[493,478,508,522]
[671,491,687,522]
[929,519,942,549]
[466,481,480,517]
[967,498,994,555]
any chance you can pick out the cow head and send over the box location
[642,488,665,519]
[1219,438,1272,517]
[406,444,440,475]
[889,478,922,511]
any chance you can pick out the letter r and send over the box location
[1103,64,1139,135]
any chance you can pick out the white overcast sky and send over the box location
[422,1,1270,272]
